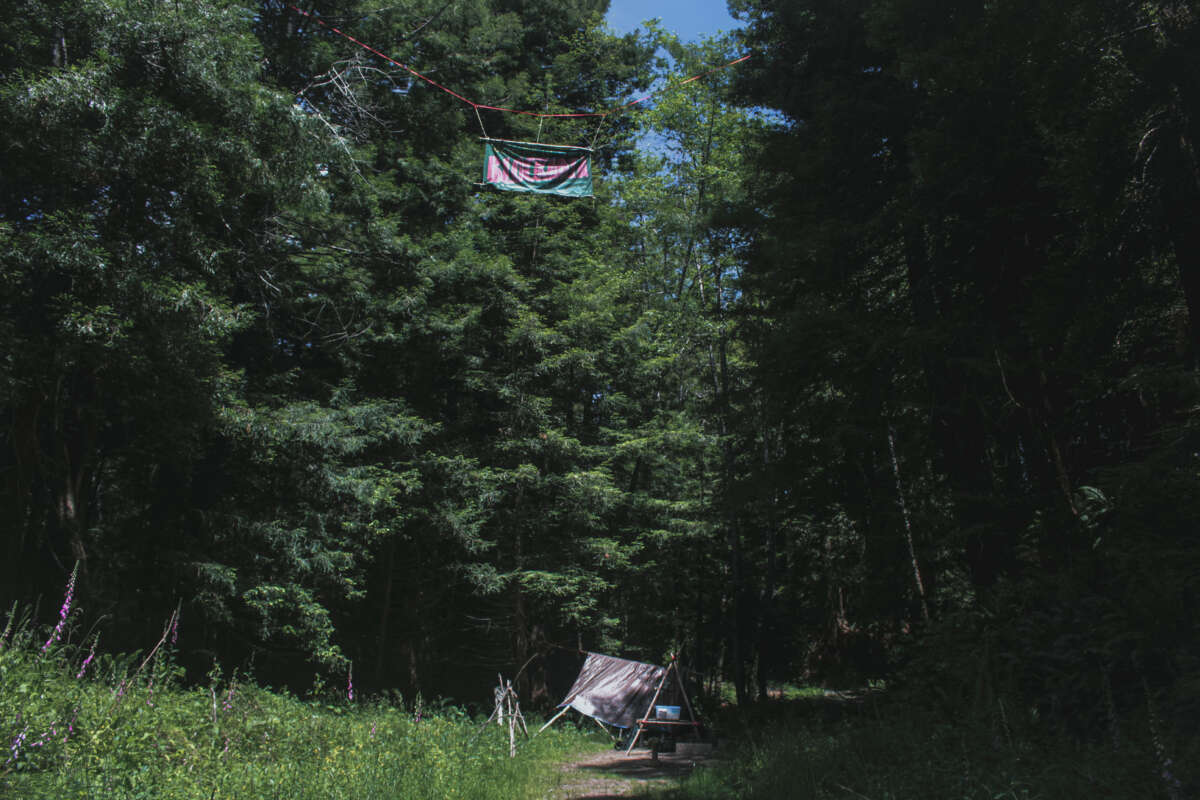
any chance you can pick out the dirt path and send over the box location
[545,746,716,799]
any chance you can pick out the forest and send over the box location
[2,0,1198,796]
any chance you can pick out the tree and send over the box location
[730,0,1200,761]
[250,0,664,695]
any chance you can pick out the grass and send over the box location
[11,579,1189,800]
[649,689,1192,800]
[779,684,828,701]
[0,603,604,800]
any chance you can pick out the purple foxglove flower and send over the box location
[42,563,78,653]
[76,635,99,679]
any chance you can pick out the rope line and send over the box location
[588,112,610,151]
[289,5,750,120]
[473,104,488,138]
[291,5,476,106]
[613,54,752,112]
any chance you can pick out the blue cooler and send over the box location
[654,705,681,720]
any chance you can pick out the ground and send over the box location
[546,745,717,799]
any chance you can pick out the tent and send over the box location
[539,652,701,753]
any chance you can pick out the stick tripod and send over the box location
[478,674,529,757]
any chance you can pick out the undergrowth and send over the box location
[655,690,1194,800]
[0,584,601,800]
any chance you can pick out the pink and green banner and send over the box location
[483,139,593,198]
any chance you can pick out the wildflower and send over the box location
[347,662,355,702]
[62,707,79,743]
[42,562,78,653]
[223,680,236,712]
[76,634,99,679]
[169,613,179,646]
[6,726,28,767]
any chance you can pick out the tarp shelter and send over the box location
[539,652,701,753]
[556,652,664,729]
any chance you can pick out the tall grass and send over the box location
[657,691,1191,799]
[0,596,601,800]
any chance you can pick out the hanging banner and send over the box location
[482,139,593,198]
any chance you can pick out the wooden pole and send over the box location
[511,690,520,758]
[470,675,510,742]
[510,682,529,737]
[671,661,701,740]
[626,663,670,754]
[480,703,500,729]
[537,705,571,734]
[593,717,618,742]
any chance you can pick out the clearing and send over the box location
[546,745,718,799]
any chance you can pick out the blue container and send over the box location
[655,705,681,720]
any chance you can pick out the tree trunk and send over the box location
[374,536,397,684]
[1162,141,1200,367]
[888,426,930,622]
[756,419,780,701]
[902,218,999,588]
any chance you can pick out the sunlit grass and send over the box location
[0,603,600,800]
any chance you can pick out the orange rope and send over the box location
[290,6,750,120]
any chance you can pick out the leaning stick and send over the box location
[538,705,571,734]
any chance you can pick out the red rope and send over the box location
[474,102,600,119]
[291,5,477,107]
[616,54,752,111]
[289,6,750,120]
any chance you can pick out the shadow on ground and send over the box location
[576,749,707,780]
[548,746,720,799]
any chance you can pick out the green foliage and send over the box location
[730,0,1200,736]
[0,615,600,799]
[659,697,1183,799]
[0,0,660,690]
[4,0,1197,787]
[0,0,401,673]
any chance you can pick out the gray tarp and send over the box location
[558,652,666,729]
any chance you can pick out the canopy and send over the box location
[557,652,665,729]
[482,139,593,198]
